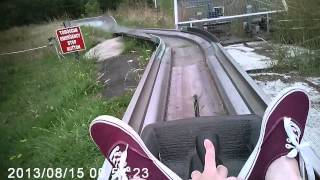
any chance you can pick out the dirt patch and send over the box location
[97,53,144,98]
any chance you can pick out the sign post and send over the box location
[56,26,86,58]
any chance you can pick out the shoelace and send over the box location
[284,117,315,180]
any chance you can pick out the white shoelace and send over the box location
[284,117,315,180]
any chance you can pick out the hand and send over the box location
[191,139,239,180]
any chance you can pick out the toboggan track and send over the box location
[69,16,320,179]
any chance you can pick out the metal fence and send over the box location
[174,0,287,27]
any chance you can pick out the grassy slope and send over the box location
[110,0,174,28]
[122,37,155,68]
[0,23,154,178]
[81,26,113,48]
[271,0,320,76]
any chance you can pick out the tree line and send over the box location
[0,0,153,30]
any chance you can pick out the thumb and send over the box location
[203,139,216,173]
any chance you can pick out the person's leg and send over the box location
[238,88,312,180]
[265,156,301,180]
[191,140,302,180]
[90,115,182,180]
[192,88,311,180]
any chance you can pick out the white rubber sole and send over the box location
[237,87,309,179]
[89,115,182,180]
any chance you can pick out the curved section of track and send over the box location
[132,29,253,128]
[69,16,320,178]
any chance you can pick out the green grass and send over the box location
[0,14,158,178]
[158,0,174,16]
[0,56,133,179]
[115,15,173,29]
[272,4,320,50]
[122,37,155,67]
[270,0,320,75]
[111,1,174,29]
[272,49,320,76]
[81,26,113,49]
[0,23,136,179]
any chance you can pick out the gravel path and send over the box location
[224,41,320,157]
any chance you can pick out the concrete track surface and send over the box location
[160,36,226,120]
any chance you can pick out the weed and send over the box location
[109,2,174,28]
[273,50,320,76]
[270,0,320,75]
[81,26,113,49]
[122,37,155,68]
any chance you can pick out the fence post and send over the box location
[174,0,179,29]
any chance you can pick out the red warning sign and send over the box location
[56,26,86,54]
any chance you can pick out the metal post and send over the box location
[174,0,179,29]
[50,37,64,60]
[49,37,60,60]
[267,13,270,33]
[156,3,159,24]
[246,5,253,33]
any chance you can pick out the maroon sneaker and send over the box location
[238,87,315,180]
[90,115,182,180]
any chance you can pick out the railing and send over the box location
[173,0,288,28]
[114,31,168,133]
[185,27,270,117]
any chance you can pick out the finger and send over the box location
[191,170,201,180]
[217,165,228,177]
[203,139,216,173]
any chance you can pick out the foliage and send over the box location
[272,47,320,76]
[270,0,320,75]
[98,0,123,11]
[111,1,174,29]
[272,0,320,50]
[0,0,159,30]
[158,0,174,16]
[81,26,113,49]
[123,37,155,67]
[85,0,102,16]
[0,0,87,30]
